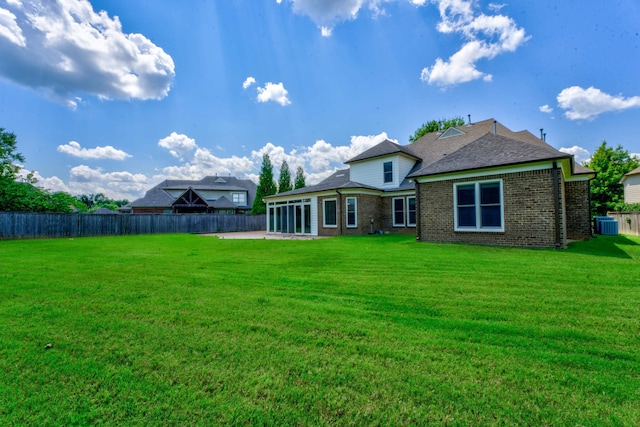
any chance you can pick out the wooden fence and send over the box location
[0,212,266,240]
[606,212,640,236]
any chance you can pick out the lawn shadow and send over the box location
[567,234,639,259]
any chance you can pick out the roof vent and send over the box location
[215,177,227,183]
[438,127,465,139]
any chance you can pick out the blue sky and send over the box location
[1,0,639,200]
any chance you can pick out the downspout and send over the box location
[552,161,562,248]
[414,180,421,241]
[336,189,343,236]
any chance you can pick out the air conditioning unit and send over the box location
[599,220,618,236]
[594,216,615,234]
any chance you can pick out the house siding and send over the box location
[623,175,640,203]
[417,169,567,248]
[350,155,416,189]
[565,180,592,240]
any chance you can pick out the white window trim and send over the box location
[383,161,393,184]
[453,179,504,232]
[407,196,416,227]
[345,197,357,228]
[232,192,246,204]
[323,198,338,228]
[392,197,405,227]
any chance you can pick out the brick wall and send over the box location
[417,169,568,248]
[381,196,417,235]
[565,180,592,240]
[317,194,383,236]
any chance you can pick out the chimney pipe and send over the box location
[493,120,497,134]
[543,133,547,142]
[540,128,544,140]
[468,114,471,125]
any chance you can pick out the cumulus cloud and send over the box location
[35,130,393,200]
[158,132,197,159]
[559,145,591,165]
[539,104,553,114]
[556,86,640,120]
[0,0,174,107]
[57,141,132,160]
[256,82,291,106]
[242,76,256,89]
[421,1,529,87]
[68,165,149,199]
[278,0,374,35]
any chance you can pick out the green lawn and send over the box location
[1,234,639,425]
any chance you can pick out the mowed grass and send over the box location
[1,233,639,425]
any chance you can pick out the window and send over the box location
[383,161,393,183]
[407,197,416,226]
[232,193,246,204]
[393,197,405,226]
[454,180,503,231]
[346,197,357,228]
[323,199,337,227]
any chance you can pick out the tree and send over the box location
[583,141,639,216]
[0,128,24,181]
[277,160,293,193]
[294,166,306,189]
[77,193,129,212]
[251,154,277,214]
[409,116,465,143]
[0,128,83,213]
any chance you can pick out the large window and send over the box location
[323,199,337,227]
[346,197,357,228]
[454,180,503,231]
[393,197,405,226]
[232,193,246,204]
[407,197,416,226]
[383,161,393,183]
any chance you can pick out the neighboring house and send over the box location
[264,118,595,248]
[121,176,256,214]
[621,166,640,204]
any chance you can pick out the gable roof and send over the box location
[408,132,571,178]
[346,139,420,164]
[621,166,640,183]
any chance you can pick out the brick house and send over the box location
[121,176,256,214]
[264,118,595,248]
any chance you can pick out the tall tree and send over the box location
[251,154,276,214]
[0,128,24,181]
[409,116,465,143]
[294,166,306,189]
[584,141,639,216]
[278,160,293,193]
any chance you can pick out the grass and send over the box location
[1,233,639,425]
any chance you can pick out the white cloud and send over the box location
[57,141,132,160]
[556,86,640,120]
[320,26,332,37]
[158,132,197,159]
[421,1,529,87]
[559,145,591,165]
[280,0,371,34]
[68,165,149,199]
[256,82,291,106]
[35,131,394,199]
[242,76,256,89]
[539,104,553,114]
[0,0,174,107]
[0,7,26,46]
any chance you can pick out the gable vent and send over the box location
[215,177,227,183]
[437,127,465,139]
